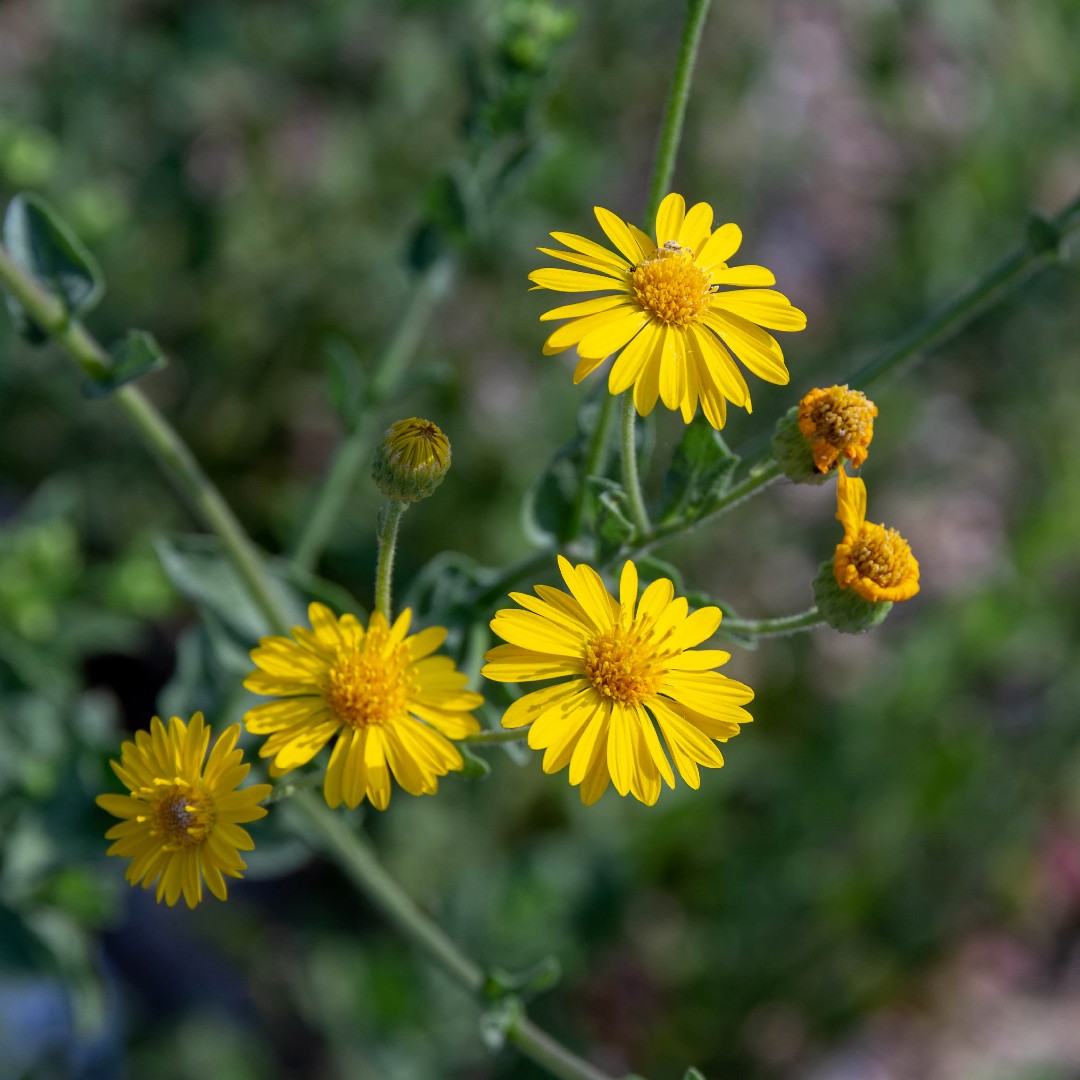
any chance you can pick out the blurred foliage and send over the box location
[2,0,1080,1078]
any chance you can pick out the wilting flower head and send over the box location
[482,556,753,806]
[372,417,451,503]
[244,604,482,810]
[798,385,877,473]
[833,467,919,602]
[529,192,806,429]
[96,714,271,909]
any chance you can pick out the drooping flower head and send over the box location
[798,385,877,473]
[833,467,919,602]
[372,417,452,503]
[244,604,483,810]
[482,556,753,806]
[96,713,271,909]
[529,193,806,429]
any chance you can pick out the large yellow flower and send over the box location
[243,604,483,810]
[834,467,920,602]
[529,192,806,429]
[96,714,271,909]
[482,556,753,806]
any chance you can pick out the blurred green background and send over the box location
[2,1,1080,1078]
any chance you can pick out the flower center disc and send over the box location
[152,785,213,849]
[630,243,711,326]
[584,625,662,706]
[326,646,410,728]
[853,524,913,589]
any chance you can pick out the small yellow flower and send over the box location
[833,467,920,602]
[372,417,452,502]
[482,556,753,806]
[529,192,806,429]
[244,604,483,810]
[798,385,877,473]
[96,714,271,909]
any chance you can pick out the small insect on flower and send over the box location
[96,714,271,909]
[530,192,807,429]
[833,467,920,603]
[244,604,483,811]
[482,556,754,806]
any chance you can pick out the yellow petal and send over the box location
[654,193,685,246]
[549,230,631,270]
[703,311,789,385]
[710,264,776,287]
[711,289,807,332]
[696,222,743,268]
[539,295,629,322]
[608,321,661,396]
[528,268,628,294]
[594,205,651,264]
[677,201,714,253]
[575,309,651,360]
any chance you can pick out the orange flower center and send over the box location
[584,623,664,706]
[149,783,213,849]
[798,386,876,472]
[325,639,411,728]
[630,242,711,326]
[851,523,914,589]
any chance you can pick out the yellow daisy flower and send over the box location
[833,467,920,602]
[798,385,877,473]
[243,604,483,810]
[482,556,754,806]
[96,713,271,909]
[529,192,807,429]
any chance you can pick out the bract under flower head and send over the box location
[482,556,754,806]
[833,467,920,602]
[529,193,806,429]
[96,713,271,909]
[243,603,483,810]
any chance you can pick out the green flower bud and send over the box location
[811,560,892,635]
[372,418,452,503]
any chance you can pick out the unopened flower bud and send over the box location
[372,418,451,503]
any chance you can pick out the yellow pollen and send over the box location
[148,784,213,849]
[798,386,877,472]
[852,523,914,589]
[584,624,663,706]
[325,640,411,728]
[630,243,711,326]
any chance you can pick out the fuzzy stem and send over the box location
[374,499,408,620]
[644,0,714,224]
[721,606,825,638]
[619,393,651,535]
[566,391,617,541]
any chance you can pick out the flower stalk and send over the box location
[721,607,826,638]
[374,499,408,620]
[620,392,651,535]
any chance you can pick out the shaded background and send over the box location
[2,1,1080,1078]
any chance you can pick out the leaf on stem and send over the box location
[83,330,167,397]
[662,415,739,522]
[2,192,104,343]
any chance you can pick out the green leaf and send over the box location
[2,192,104,343]
[634,556,685,593]
[83,330,167,397]
[458,744,492,780]
[589,477,635,563]
[483,955,561,1000]
[522,397,604,545]
[478,994,525,1052]
[662,415,738,522]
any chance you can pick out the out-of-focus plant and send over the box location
[2,0,1079,1077]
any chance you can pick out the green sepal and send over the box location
[2,192,104,343]
[82,330,167,397]
[662,415,739,521]
[812,560,892,634]
[771,405,832,485]
[482,955,561,1001]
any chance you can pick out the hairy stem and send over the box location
[291,257,453,572]
[722,606,825,638]
[374,499,408,620]
[620,393,651,535]
[566,391,617,541]
[645,0,714,224]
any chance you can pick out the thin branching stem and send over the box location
[620,392,651,534]
[722,606,825,638]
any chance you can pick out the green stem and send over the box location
[0,245,289,636]
[565,392,617,541]
[462,729,530,746]
[645,0,714,224]
[620,393,651,535]
[288,791,615,1080]
[291,257,453,572]
[374,499,408,620]
[721,606,825,638]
